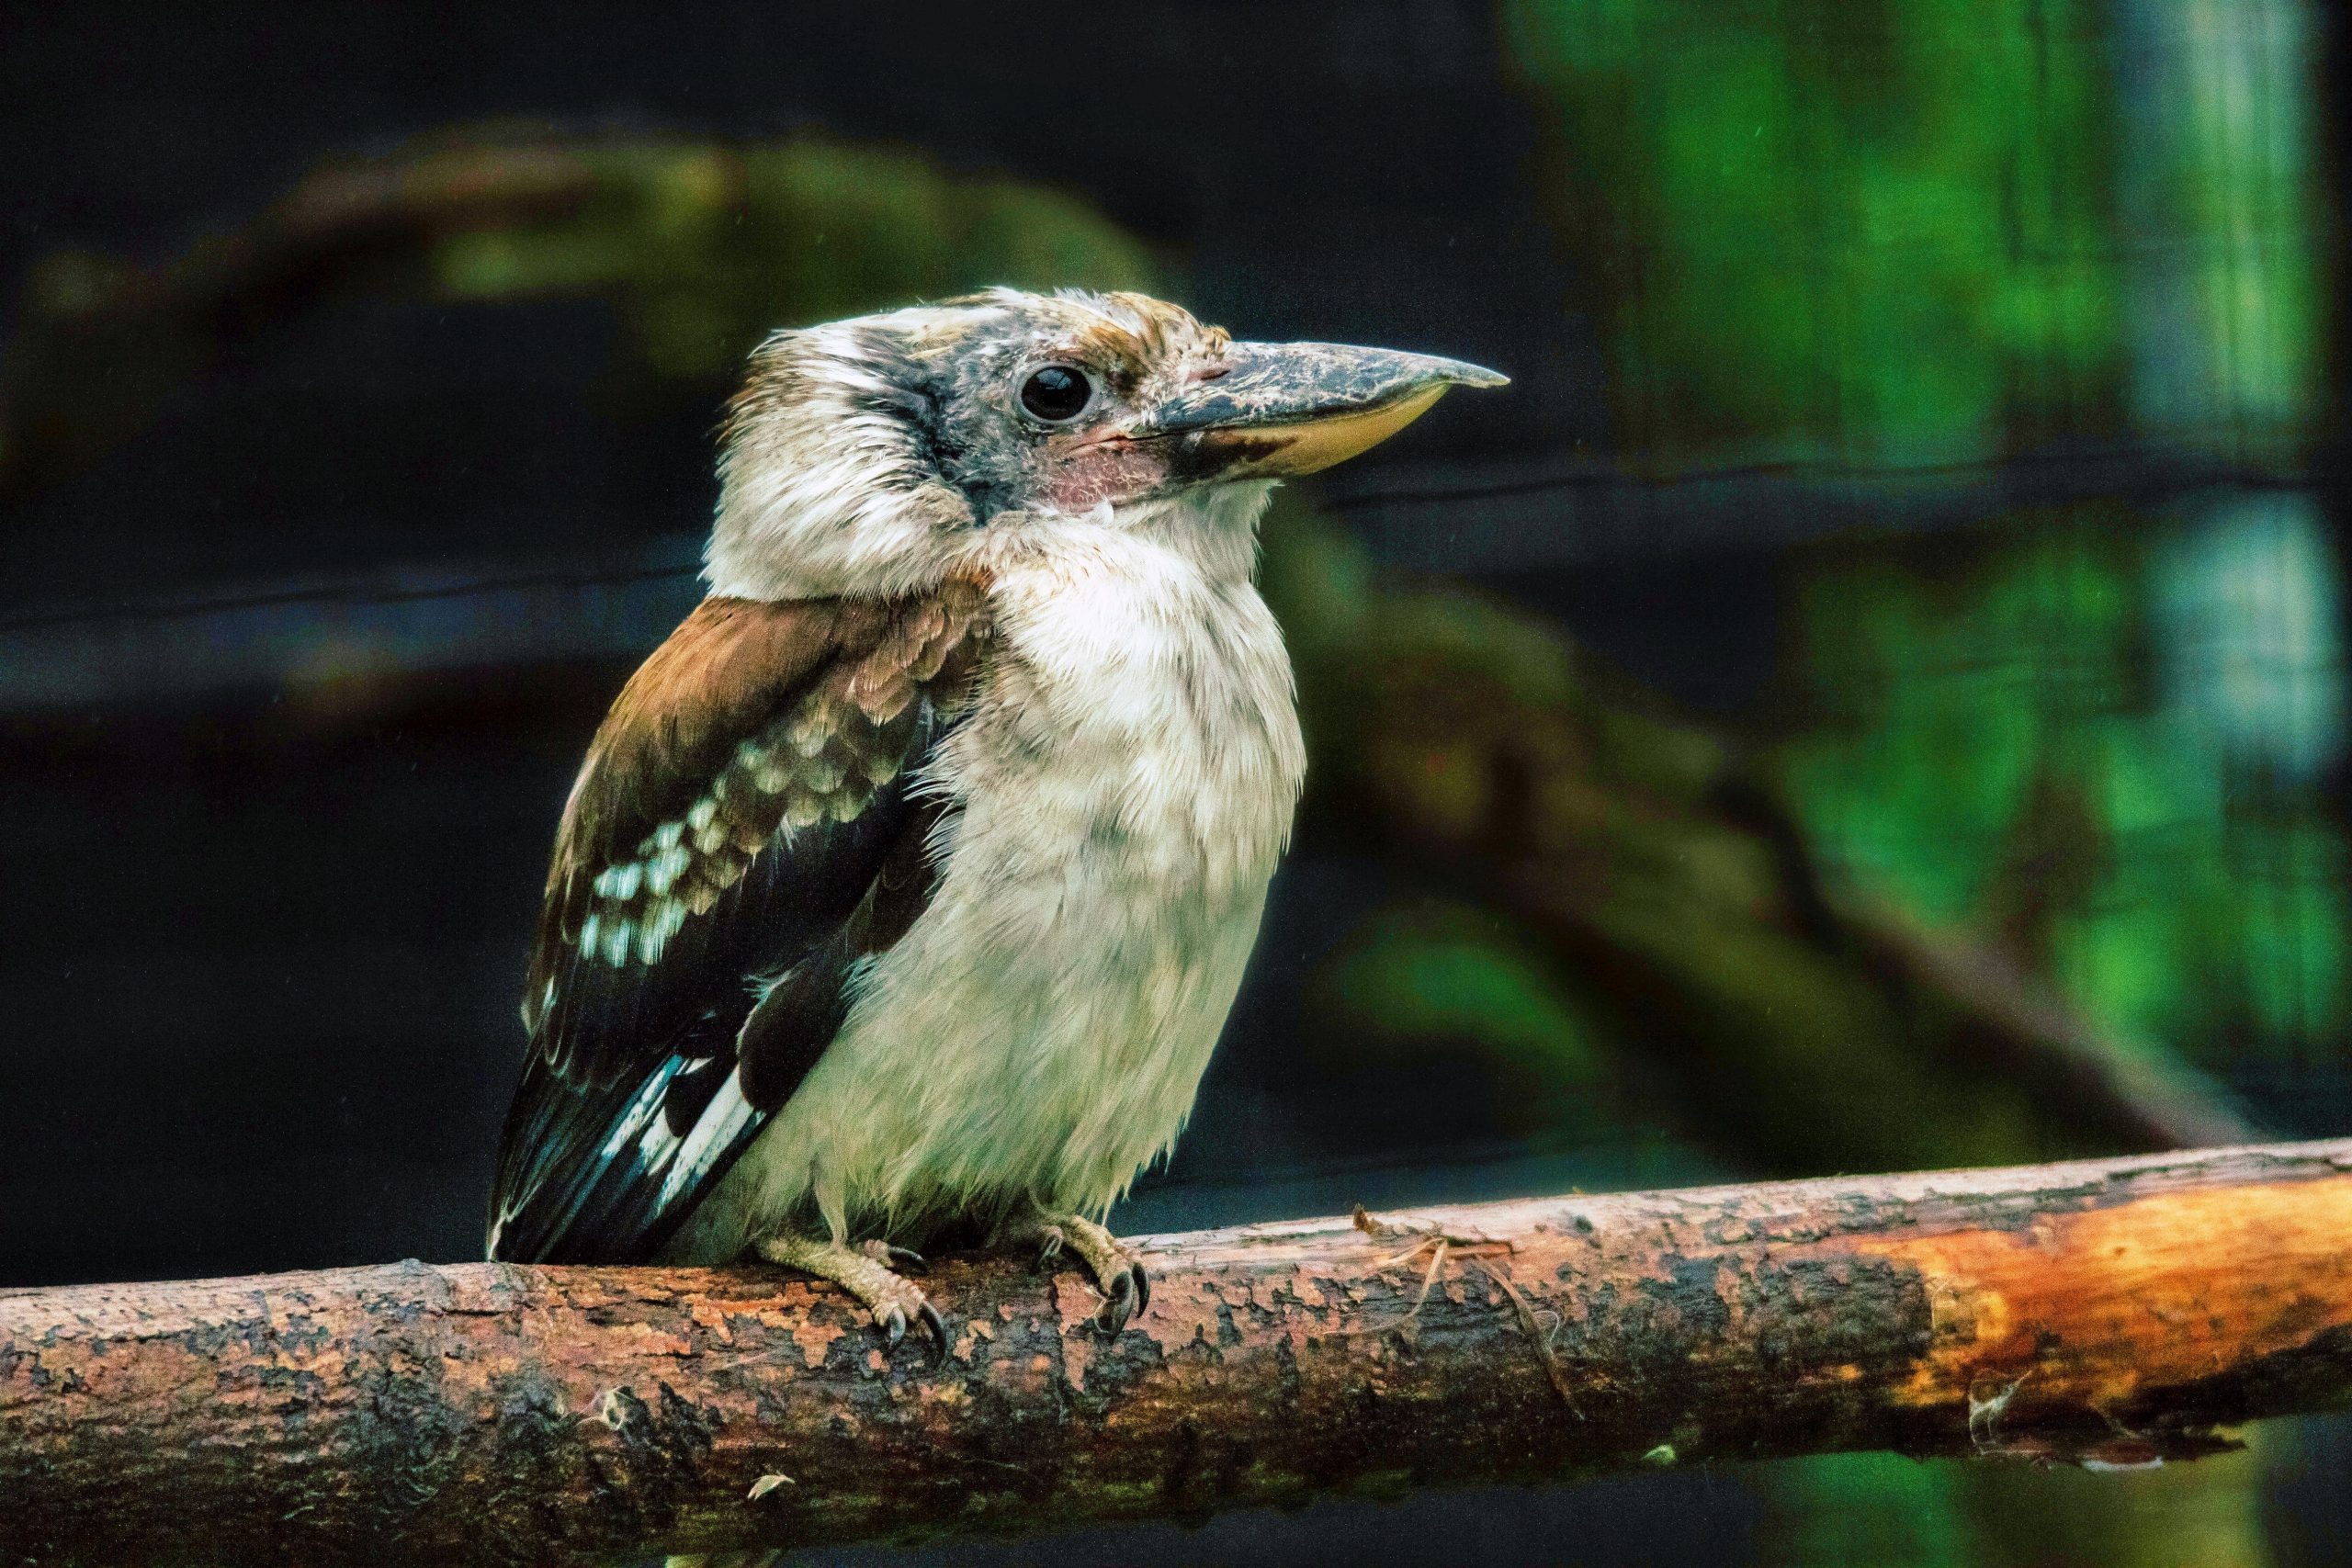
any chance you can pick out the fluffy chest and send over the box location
[945,531,1307,907]
[701,521,1306,1244]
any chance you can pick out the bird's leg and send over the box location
[754,1233,944,1354]
[1010,1205,1149,1335]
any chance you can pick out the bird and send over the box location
[486,287,1504,1348]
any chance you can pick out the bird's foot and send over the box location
[754,1233,944,1357]
[1015,1209,1149,1335]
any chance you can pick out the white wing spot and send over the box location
[638,900,687,964]
[594,862,645,900]
[787,714,830,756]
[649,842,692,895]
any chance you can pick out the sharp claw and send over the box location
[918,1300,948,1360]
[882,1307,906,1346]
[1132,1263,1150,1317]
[859,1239,928,1272]
[1034,1228,1065,1269]
[1096,1270,1137,1336]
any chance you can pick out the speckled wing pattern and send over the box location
[488,581,990,1264]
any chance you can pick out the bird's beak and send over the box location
[1141,342,1508,479]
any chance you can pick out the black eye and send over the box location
[1019,364,1094,423]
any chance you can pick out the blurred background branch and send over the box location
[0,133,1154,509]
[1267,499,2256,1171]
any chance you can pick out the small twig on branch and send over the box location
[5,1141,2350,1565]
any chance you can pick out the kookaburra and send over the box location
[488,288,1502,1347]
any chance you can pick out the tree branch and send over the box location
[5,1142,2349,1564]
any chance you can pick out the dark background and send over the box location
[0,0,1646,1288]
[3,4,2347,1564]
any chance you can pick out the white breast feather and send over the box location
[675,486,1304,1258]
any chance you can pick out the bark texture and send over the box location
[5,1141,2350,1565]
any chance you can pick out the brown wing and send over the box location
[491,581,989,1262]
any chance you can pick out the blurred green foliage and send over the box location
[1490,2,2333,1559]
[1781,504,2348,1078]
[1504,0,2125,460]
[1306,898,1617,1140]
[1262,496,2235,1178]
[1501,0,2320,464]
[1757,1439,2278,1568]
[431,136,1160,382]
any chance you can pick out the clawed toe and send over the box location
[868,1279,945,1359]
[756,1233,947,1362]
[1016,1209,1150,1337]
[867,1279,946,1359]
[1096,1265,1142,1336]
[918,1299,947,1356]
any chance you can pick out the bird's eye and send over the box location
[1019,364,1094,423]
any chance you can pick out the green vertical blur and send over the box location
[1782,504,2346,1077]
[1504,0,2129,464]
[1505,0,2333,1561]
[1498,0,2337,1109]
[1502,0,2319,466]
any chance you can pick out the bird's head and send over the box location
[705,288,1505,599]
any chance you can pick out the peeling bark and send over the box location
[4,1141,2349,1565]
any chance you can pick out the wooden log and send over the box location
[5,1140,2349,1565]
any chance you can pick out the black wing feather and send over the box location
[488,589,985,1264]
